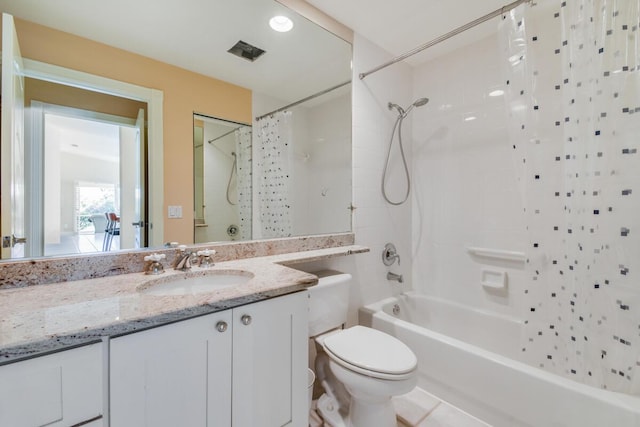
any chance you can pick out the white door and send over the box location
[133,108,145,247]
[110,310,233,427]
[1,13,26,259]
[119,109,145,250]
[232,291,309,427]
[0,343,104,427]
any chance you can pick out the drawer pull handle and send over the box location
[241,314,252,326]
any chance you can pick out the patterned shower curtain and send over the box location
[235,127,252,241]
[256,111,293,238]
[503,0,640,394]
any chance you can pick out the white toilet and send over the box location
[308,271,417,427]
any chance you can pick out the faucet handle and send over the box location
[196,250,216,268]
[196,249,216,257]
[144,253,166,262]
[144,253,166,275]
[382,243,400,266]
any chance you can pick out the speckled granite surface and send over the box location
[0,233,355,289]
[0,244,368,365]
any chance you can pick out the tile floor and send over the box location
[394,387,490,427]
[44,232,119,256]
[311,386,490,427]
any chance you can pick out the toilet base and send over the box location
[347,393,396,427]
[327,360,416,427]
[315,392,396,427]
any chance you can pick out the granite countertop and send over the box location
[0,245,368,365]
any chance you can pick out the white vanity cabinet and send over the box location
[0,343,105,427]
[109,290,308,427]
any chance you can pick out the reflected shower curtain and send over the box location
[256,111,293,238]
[235,127,252,240]
[503,0,640,394]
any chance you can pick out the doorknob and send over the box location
[131,221,145,227]
[2,234,26,248]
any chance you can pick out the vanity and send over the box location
[0,237,368,427]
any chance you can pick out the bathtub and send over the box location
[360,292,640,427]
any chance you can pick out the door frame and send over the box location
[22,58,164,248]
[30,101,140,256]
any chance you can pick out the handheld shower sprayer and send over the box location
[388,98,429,118]
[382,97,429,205]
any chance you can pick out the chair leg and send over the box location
[103,232,111,251]
[106,232,113,251]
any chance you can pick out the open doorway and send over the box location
[36,105,144,256]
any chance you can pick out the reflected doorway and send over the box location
[34,104,145,256]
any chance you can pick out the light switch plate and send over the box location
[168,205,183,219]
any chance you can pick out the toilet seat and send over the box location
[322,326,417,381]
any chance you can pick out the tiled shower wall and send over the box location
[408,0,640,393]
[411,33,527,319]
[327,33,415,326]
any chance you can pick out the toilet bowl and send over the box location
[309,271,418,427]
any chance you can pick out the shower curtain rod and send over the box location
[255,80,351,121]
[359,0,532,80]
[208,126,243,144]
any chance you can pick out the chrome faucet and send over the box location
[387,272,403,283]
[174,246,193,271]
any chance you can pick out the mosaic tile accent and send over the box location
[502,0,640,394]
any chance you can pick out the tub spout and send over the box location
[387,272,403,283]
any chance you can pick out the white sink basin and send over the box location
[139,270,253,296]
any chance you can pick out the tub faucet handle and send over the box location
[382,243,400,266]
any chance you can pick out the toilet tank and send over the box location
[308,270,352,337]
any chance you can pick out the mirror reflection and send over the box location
[0,0,352,261]
[28,80,148,257]
[194,116,252,243]
[253,84,352,240]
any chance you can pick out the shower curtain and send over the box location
[234,127,253,241]
[256,111,293,238]
[503,0,640,394]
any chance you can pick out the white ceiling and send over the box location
[305,0,510,65]
[1,0,517,103]
[47,114,121,163]
[0,0,352,104]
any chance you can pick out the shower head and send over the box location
[405,97,429,115]
[388,98,429,117]
[413,97,429,107]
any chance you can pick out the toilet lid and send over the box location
[323,326,417,377]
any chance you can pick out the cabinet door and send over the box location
[232,291,308,427]
[0,343,104,427]
[110,310,232,427]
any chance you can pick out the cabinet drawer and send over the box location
[0,343,104,427]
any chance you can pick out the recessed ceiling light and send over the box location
[464,116,477,121]
[489,90,504,97]
[270,16,293,32]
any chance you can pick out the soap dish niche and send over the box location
[481,268,507,290]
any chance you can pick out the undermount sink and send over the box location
[139,270,254,296]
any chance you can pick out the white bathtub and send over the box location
[360,292,640,427]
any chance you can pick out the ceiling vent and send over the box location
[227,40,266,62]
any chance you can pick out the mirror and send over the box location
[194,115,253,243]
[0,0,352,260]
